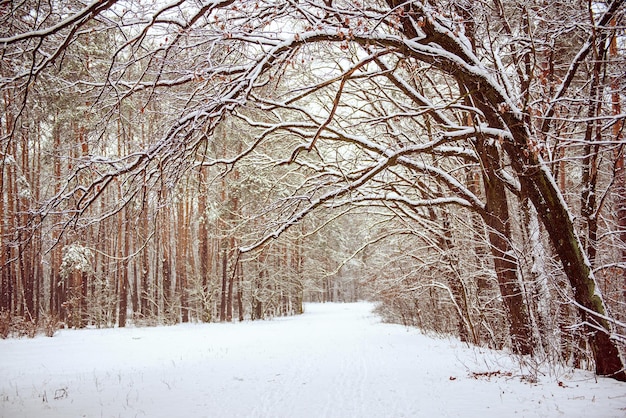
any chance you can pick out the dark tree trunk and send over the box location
[475,138,534,356]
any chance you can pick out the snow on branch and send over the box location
[0,0,118,45]
[239,151,399,253]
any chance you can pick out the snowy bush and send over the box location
[0,313,37,339]
[60,243,93,278]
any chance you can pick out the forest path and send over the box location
[1,302,625,417]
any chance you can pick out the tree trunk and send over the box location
[118,210,129,328]
[198,168,212,322]
[226,248,234,322]
[520,198,552,355]
[475,138,534,355]
[253,270,263,321]
[177,199,189,323]
[609,19,626,309]
[140,189,150,317]
[580,29,606,265]
[0,154,7,311]
[253,251,267,321]
[236,260,244,322]
[18,128,34,320]
[219,246,228,322]
[292,234,304,315]
[503,132,625,380]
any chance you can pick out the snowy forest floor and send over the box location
[1,302,625,418]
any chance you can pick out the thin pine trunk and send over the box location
[609,19,626,307]
[219,246,227,322]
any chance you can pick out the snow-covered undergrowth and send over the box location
[1,302,624,417]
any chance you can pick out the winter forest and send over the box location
[1,0,625,384]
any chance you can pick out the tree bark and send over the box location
[140,188,150,317]
[475,138,534,355]
[219,246,228,322]
[609,18,626,311]
[177,198,189,323]
[118,210,129,328]
[236,260,244,322]
[198,169,211,322]
[580,28,606,266]
[226,250,234,322]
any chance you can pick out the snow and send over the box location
[1,302,624,417]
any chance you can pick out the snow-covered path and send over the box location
[1,302,624,417]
